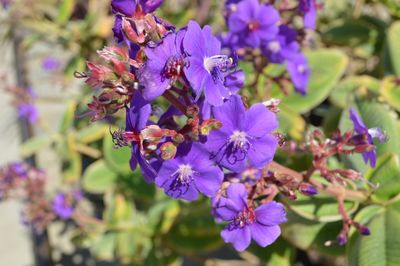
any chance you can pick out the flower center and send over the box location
[166,164,196,196]
[248,21,260,32]
[204,55,234,83]
[232,207,256,228]
[297,64,307,74]
[162,56,185,81]
[229,131,249,149]
[268,41,281,53]
[368,128,387,143]
[210,130,251,166]
[175,164,194,182]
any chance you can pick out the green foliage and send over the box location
[388,22,400,75]
[282,49,348,113]
[82,160,118,194]
[348,207,400,266]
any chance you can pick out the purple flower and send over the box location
[214,183,286,251]
[262,25,300,64]
[17,103,39,124]
[286,54,310,95]
[299,0,317,29]
[155,143,223,201]
[41,57,61,71]
[139,30,186,101]
[183,20,234,106]
[126,91,160,182]
[206,95,278,172]
[349,109,386,168]
[52,193,73,220]
[225,70,244,94]
[111,0,163,17]
[112,15,125,43]
[228,0,280,48]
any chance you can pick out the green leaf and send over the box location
[82,160,118,194]
[282,210,345,256]
[91,233,117,261]
[103,192,135,226]
[381,76,400,112]
[348,207,400,266]
[21,135,54,157]
[248,237,295,266]
[166,202,223,254]
[366,154,400,202]
[148,200,180,234]
[62,150,82,183]
[278,105,306,141]
[76,123,108,144]
[330,75,380,108]
[59,100,77,133]
[103,131,131,175]
[57,0,76,24]
[388,21,400,75]
[282,49,348,113]
[322,20,375,47]
[285,189,359,222]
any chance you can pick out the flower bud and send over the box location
[160,142,177,160]
[200,119,222,135]
[298,182,318,196]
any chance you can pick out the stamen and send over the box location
[162,56,186,82]
[267,41,281,53]
[166,164,196,197]
[228,207,256,230]
[204,55,234,83]
[368,128,387,143]
[210,131,251,165]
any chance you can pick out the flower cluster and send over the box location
[76,0,385,252]
[0,162,83,232]
[222,0,317,94]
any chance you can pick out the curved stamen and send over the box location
[204,55,234,83]
[165,164,196,197]
[210,131,252,165]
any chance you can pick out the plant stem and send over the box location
[162,90,187,115]
[267,161,369,201]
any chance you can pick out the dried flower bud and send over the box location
[298,182,318,196]
[200,119,222,135]
[160,142,177,160]
[337,232,347,246]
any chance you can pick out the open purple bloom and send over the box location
[228,0,280,48]
[111,0,163,17]
[225,70,244,94]
[299,0,317,29]
[18,103,39,124]
[139,30,186,101]
[262,25,300,64]
[155,143,223,201]
[349,109,386,168]
[183,20,234,106]
[286,54,310,95]
[206,95,278,172]
[214,183,286,251]
[52,193,73,220]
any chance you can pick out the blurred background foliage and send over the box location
[2,0,400,265]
